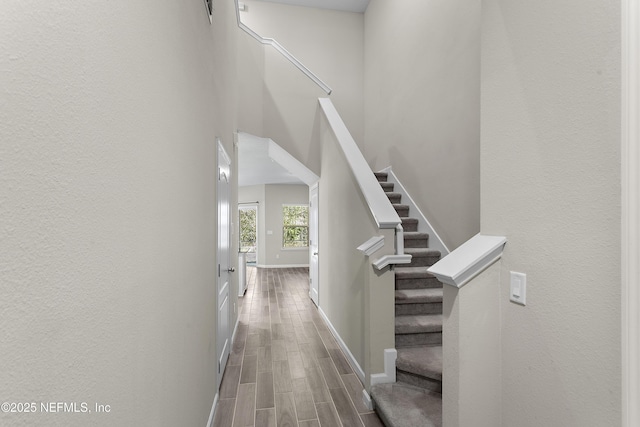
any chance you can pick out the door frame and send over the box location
[216,138,232,391]
[622,1,639,425]
[309,182,319,306]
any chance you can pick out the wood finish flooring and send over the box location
[213,267,384,427]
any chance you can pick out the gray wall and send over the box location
[238,1,364,174]
[239,184,310,267]
[0,1,239,426]
[363,0,481,250]
[460,0,622,426]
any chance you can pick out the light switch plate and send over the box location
[510,271,527,305]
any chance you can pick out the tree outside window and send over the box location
[282,205,309,248]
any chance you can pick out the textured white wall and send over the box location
[364,0,481,250]
[239,1,364,173]
[481,1,621,426]
[0,1,237,425]
[264,184,310,267]
[239,184,309,267]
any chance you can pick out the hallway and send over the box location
[213,267,384,427]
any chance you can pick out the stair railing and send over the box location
[234,0,332,95]
[318,98,411,268]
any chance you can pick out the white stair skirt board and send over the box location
[370,348,398,386]
[256,264,309,269]
[428,234,507,288]
[318,307,366,384]
[206,393,219,427]
[379,167,450,256]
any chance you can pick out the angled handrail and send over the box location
[319,98,411,269]
[234,0,332,95]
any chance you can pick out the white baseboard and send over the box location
[256,264,309,269]
[317,307,366,384]
[370,348,397,386]
[362,389,375,411]
[206,393,219,427]
[232,313,240,343]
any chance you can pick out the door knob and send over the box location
[228,267,236,273]
[313,252,318,256]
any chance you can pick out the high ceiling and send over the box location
[253,0,370,13]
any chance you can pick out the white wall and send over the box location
[0,1,237,426]
[239,184,310,267]
[238,1,364,174]
[476,1,622,426]
[364,0,481,250]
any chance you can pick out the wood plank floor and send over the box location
[213,267,384,427]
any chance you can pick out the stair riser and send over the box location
[408,255,441,268]
[401,220,418,232]
[394,206,409,217]
[375,173,388,182]
[404,238,429,248]
[396,278,443,290]
[396,371,442,394]
[381,183,394,192]
[387,194,402,203]
[396,332,442,348]
[395,302,443,316]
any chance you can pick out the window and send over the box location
[282,205,309,248]
[239,206,257,264]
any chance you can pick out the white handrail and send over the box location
[234,0,332,95]
[319,98,400,229]
[319,98,411,269]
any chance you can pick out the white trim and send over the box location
[206,393,219,427]
[318,307,366,383]
[357,235,385,256]
[380,167,450,255]
[255,264,309,269]
[319,98,402,230]
[622,0,640,425]
[362,389,375,411]
[372,254,412,270]
[370,348,397,386]
[427,234,506,288]
[234,0,332,94]
[267,140,320,186]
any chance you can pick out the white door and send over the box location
[309,183,319,306]
[216,139,231,390]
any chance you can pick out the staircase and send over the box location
[371,172,443,427]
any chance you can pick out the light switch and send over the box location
[510,271,526,305]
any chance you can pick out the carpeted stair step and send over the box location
[393,204,410,217]
[396,346,442,393]
[386,192,402,203]
[403,232,429,248]
[395,267,443,290]
[404,248,441,268]
[401,217,419,232]
[395,314,442,347]
[375,172,388,182]
[380,182,395,192]
[395,288,443,316]
[371,382,442,427]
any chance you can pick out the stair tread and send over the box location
[397,346,442,381]
[404,248,441,257]
[371,382,442,427]
[395,314,443,334]
[403,232,429,239]
[395,267,438,279]
[395,288,443,303]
